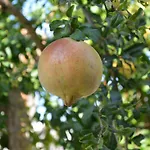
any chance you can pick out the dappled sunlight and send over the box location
[0,0,150,149]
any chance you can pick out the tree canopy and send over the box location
[0,0,150,149]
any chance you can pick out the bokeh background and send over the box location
[0,0,150,149]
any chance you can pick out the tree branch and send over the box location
[81,6,94,26]
[7,88,32,150]
[0,106,6,113]
[0,0,44,50]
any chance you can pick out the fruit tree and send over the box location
[0,0,150,150]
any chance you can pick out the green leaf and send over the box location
[103,132,117,150]
[70,29,85,41]
[72,122,82,132]
[119,0,129,10]
[54,24,71,39]
[132,134,145,146]
[66,5,74,18]
[82,106,94,124]
[118,127,136,137]
[124,43,145,56]
[79,133,98,145]
[129,8,144,21]
[108,133,117,150]
[111,13,124,27]
[85,146,93,150]
[82,28,101,42]
[49,20,68,31]
[71,17,80,29]
[127,8,144,29]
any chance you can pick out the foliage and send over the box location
[0,0,150,149]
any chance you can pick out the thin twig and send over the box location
[81,6,94,26]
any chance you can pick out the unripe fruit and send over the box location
[38,38,103,106]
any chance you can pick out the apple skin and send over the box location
[38,38,103,106]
